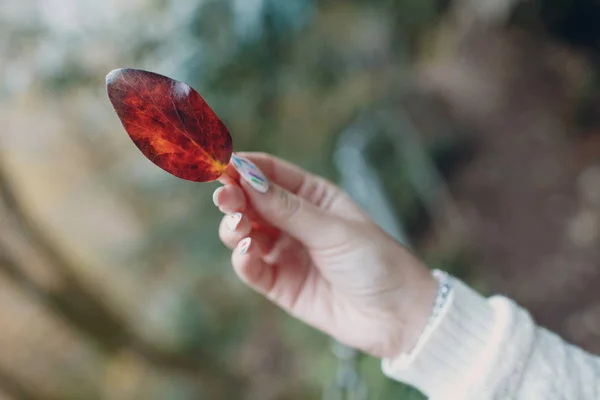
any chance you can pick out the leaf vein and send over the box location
[120,75,217,164]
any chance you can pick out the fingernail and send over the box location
[213,186,224,207]
[238,237,251,255]
[230,153,269,193]
[225,212,242,231]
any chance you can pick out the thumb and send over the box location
[230,154,342,248]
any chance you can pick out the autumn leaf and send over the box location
[106,68,233,182]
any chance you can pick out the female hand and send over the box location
[214,153,437,359]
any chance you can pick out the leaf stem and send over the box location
[218,169,239,185]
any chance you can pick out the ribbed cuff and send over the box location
[381,277,499,398]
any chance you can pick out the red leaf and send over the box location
[106,68,233,182]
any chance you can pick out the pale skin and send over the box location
[214,152,437,359]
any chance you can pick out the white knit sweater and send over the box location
[381,277,600,399]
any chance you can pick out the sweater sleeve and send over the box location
[381,276,600,399]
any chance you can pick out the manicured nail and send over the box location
[230,153,269,193]
[213,186,224,207]
[225,212,242,231]
[238,237,251,254]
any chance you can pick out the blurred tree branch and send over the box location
[0,163,246,397]
[0,363,58,400]
[0,162,131,351]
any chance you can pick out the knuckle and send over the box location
[273,188,301,222]
[252,151,270,159]
[300,177,342,210]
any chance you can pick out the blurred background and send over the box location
[3,0,600,398]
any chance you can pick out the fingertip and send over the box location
[232,237,274,294]
[214,183,247,213]
[232,237,257,282]
[238,237,252,255]
[225,212,243,232]
[231,153,270,194]
[212,186,224,207]
[219,213,254,249]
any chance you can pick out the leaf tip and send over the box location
[106,68,125,86]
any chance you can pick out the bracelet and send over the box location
[429,269,453,325]
[399,269,454,359]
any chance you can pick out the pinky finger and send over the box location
[232,236,276,295]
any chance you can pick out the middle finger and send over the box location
[219,212,252,249]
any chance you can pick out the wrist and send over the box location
[400,273,439,355]
[381,277,499,398]
[381,265,438,359]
